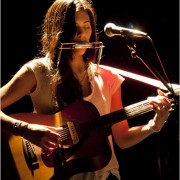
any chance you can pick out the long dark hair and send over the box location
[39,0,98,110]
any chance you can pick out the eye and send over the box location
[84,25,91,29]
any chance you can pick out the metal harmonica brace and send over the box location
[59,42,104,49]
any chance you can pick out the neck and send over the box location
[70,58,87,74]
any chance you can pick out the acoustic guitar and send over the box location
[2,92,177,180]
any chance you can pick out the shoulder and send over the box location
[23,57,48,69]
[22,56,52,74]
[98,64,125,82]
[88,63,124,82]
[2,62,37,98]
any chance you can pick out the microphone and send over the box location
[104,23,147,38]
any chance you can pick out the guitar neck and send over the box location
[100,88,180,128]
[101,99,152,128]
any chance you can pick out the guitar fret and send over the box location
[101,109,127,128]
[100,100,153,128]
[125,100,152,118]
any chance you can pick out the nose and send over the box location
[76,27,85,38]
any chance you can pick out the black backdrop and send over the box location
[1,0,179,180]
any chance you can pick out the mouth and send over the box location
[74,41,89,44]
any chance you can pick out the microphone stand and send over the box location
[123,34,179,180]
[124,34,179,104]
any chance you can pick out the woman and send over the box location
[1,0,171,179]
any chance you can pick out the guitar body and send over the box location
[2,131,54,180]
[2,93,176,179]
[2,101,112,180]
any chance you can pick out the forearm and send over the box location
[114,122,160,149]
[1,110,28,136]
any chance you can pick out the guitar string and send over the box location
[59,102,153,142]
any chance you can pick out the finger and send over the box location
[45,133,62,145]
[157,89,172,105]
[42,139,59,151]
[41,146,56,156]
[44,127,62,138]
[162,104,171,109]
[48,126,63,132]
[38,131,60,147]
[157,89,166,96]
[45,126,63,135]
[148,96,171,109]
[148,98,163,110]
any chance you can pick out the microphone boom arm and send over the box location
[123,33,177,97]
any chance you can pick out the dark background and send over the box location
[1,0,179,180]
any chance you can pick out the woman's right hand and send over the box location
[22,124,62,154]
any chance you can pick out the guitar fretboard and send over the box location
[100,100,152,128]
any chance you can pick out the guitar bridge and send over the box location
[67,122,79,144]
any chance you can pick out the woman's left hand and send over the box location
[147,89,172,131]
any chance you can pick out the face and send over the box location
[74,10,92,42]
[73,10,92,57]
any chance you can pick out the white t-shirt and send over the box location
[24,57,125,180]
